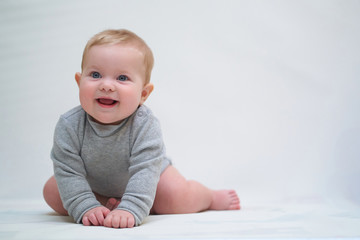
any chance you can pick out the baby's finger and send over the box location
[82,216,91,226]
[127,216,135,228]
[104,215,112,228]
[88,213,99,226]
[94,210,105,226]
[102,207,111,216]
[112,215,120,228]
[120,216,128,228]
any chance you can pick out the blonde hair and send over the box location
[81,29,154,84]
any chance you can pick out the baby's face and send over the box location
[76,44,151,124]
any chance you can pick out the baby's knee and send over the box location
[157,171,189,200]
[43,176,68,216]
[153,166,193,213]
[43,176,56,199]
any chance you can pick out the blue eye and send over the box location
[117,75,128,81]
[91,72,102,78]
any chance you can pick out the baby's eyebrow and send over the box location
[117,70,131,75]
[86,65,100,70]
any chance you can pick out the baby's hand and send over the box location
[82,206,110,226]
[104,209,135,228]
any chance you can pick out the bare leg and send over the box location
[44,166,240,217]
[104,198,121,211]
[43,176,68,215]
[43,176,120,215]
[151,166,240,214]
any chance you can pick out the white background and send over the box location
[0,0,359,207]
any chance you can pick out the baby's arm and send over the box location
[113,108,165,227]
[52,117,102,223]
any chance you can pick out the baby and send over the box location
[43,29,240,228]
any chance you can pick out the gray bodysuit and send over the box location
[51,105,171,225]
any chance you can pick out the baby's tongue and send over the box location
[98,98,115,105]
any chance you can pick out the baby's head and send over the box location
[81,29,154,84]
[76,29,155,125]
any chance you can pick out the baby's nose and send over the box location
[100,79,115,92]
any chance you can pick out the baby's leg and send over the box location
[151,166,240,214]
[43,176,120,215]
[43,176,68,215]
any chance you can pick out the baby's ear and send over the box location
[75,72,81,86]
[140,83,154,105]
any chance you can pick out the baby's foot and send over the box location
[105,198,121,211]
[209,190,240,210]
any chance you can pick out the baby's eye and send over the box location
[91,72,102,78]
[117,75,128,81]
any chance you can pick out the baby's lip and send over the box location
[96,97,118,107]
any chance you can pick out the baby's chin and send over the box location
[90,115,124,125]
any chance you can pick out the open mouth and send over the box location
[96,98,118,107]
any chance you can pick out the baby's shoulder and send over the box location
[61,105,84,118]
[129,105,162,141]
[131,105,159,128]
[134,105,153,119]
[58,105,87,129]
